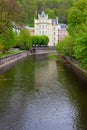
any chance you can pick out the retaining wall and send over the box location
[0,50,57,70]
[58,54,87,84]
[0,51,30,69]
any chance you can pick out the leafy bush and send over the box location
[0,29,17,53]
[43,35,49,46]
[68,8,84,27]
[73,32,87,68]
[17,29,32,50]
[57,0,87,69]
[0,44,4,52]
[32,35,49,46]
[56,36,74,57]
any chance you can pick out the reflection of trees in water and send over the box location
[56,62,87,130]
[0,56,36,129]
[0,55,87,130]
[0,56,28,74]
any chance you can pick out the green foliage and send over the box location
[0,0,22,34]
[57,0,87,69]
[21,0,37,26]
[46,9,56,19]
[68,0,87,35]
[75,0,87,12]
[32,35,49,46]
[0,29,17,52]
[56,36,74,57]
[0,50,25,58]
[40,35,49,46]
[32,36,41,46]
[73,32,87,67]
[0,0,22,53]
[0,0,74,28]
[68,8,84,26]
[68,0,87,68]
[44,35,49,46]
[17,29,32,50]
[0,44,4,52]
[17,0,74,25]
[48,54,63,62]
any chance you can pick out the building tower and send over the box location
[34,11,58,46]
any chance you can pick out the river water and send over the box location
[0,55,87,130]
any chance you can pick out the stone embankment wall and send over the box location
[0,51,30,69]
[58,53,87,84]
[0,49,56,69]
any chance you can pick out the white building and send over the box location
[34,11,58,46]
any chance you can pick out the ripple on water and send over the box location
[0,56,87,130]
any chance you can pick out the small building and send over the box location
[58,24,68,41]
[29,27,35,36]
[34,11,58,46]
[24,26,35,36]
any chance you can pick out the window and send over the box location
[45,31,47,34]
[42,25,44,28]
[39,25,41,28]
[42,31,44,34]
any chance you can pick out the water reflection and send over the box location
[57,62,87,130]
[0,55,87,130]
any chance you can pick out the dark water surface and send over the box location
[0,55,87,130]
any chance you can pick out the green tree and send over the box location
[46,9,56,19]
[32,35,49,46]
[21,0,37,26]
[73,32,87,67]
[57,0,87,69]
[68,8,84,26]
[17,0,74,25]
[0,0,22,34]
[0,29,17,53]
[41,35,49,46]
[56,36,74,57]
[32,36,41,46]
[18,29,32,49]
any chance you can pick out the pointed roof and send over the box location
[52,19,58,25]
[40,11,46,17]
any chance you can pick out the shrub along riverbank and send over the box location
[0,0,50,54]
[0,28,49,54]
[0,50,25,58]
[56,0,87,70]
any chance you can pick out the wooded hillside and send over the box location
[18,0,75,26]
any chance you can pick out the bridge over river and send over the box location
[32,46,57,54]
[0,54,87,130]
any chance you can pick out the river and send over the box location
[0,54,87,130]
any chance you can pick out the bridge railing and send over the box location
[32,46,56,50]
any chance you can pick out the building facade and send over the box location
[25,26,35,36]
[34,11,58,46]
[58,24,68,41]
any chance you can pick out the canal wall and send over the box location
[0,51,30,69]
[0,50,56,69]
[58,53,87,84]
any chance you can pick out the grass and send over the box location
[48,54,63,62]
[0,50,25,58]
